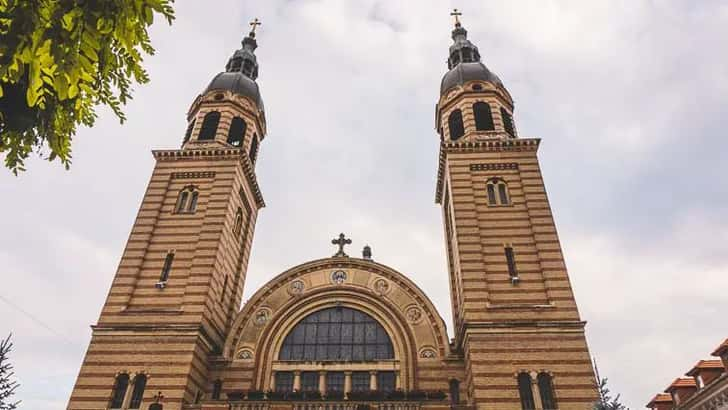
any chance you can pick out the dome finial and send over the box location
[450,8,463,27]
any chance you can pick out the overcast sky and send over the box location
[2,1,727,409]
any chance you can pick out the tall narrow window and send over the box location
[538,373,557,410]
[221,275,228,302]
[275,372,294,393]
[378,372,396,392]
[198,111,221,141]
[486,178,510,206]
[175,186,199,213]
[473,102,495,131]
[159,252,174,283]
[301,372,319,392]
[351,372,370,392]
[449,379,460,405]
[129,374,147,409]
[184,119,196,143]
[505,246,518,278]
[501,107,516,137]
[188,191,199,213]
[249,134,259,164]
[212,379,222,400]
[518,372,535,410]
[233,207,243,236]
[448,109,465,140]
[227,117,246,147]
[109,373,130,409]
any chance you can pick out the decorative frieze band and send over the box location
[170,171,216,179]
[470,163,519,172]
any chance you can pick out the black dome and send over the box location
[205,71,264,110]
[440,62,503,95]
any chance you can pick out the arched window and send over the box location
[109,373,130,409]
[175,186,199,213]
[501,107,516,137]
[517,372,535,410]
[129,374,147,409]
[183,118,196,143]
[233,207,243,236]
[279,307,394,361]
[248,134,259,164]
[473,102,495,131]
[448,109,465,140]
[227,117,246,147]
[198,111,221,141]
[537,372,557,410]
[211,379,222,400]
[486,178,510,206]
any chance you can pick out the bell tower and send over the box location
[435,11,598,409]
[67,21,267,410]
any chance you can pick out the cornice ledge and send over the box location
[445,137,540,152]
[151,148,265,209]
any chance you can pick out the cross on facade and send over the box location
[249,17,261,33]
[450,8,462,25]
[331,233,352,257]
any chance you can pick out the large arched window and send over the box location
[537,372,557,410]
[198,111,220,141]
[109,373,130,409]
[473,102,494,131]
[227,117,246,147]
[517,372,535,410]
[279,307,394,361]
[448,109,465,140]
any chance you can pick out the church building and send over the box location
[67,13,598,410]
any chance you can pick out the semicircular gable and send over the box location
[224,258,451,366]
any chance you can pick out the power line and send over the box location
[0,293,77,347]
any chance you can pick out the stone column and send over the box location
[269,371,276,391]
[319,371,327,393]
[344,371,352,395]
[395,371,401,389]
[369,371,378,391]
[293,371,301,391]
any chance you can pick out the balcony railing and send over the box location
[229,402,423,410]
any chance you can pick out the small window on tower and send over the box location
[175,186,199,213]
[129,374,147,409]
[501,107,516,137]
[158,251,174,286]
[504,246,518,279]
[518,372,535,410]
[448,109,465,140]
[473,102,495,131]
[233,207,243,236]
[109,373,130,409]
[249,134,259,164]
[486,178,510,206]
[184,118,196,143]
[212,379,222,400]
[229,57,243,72]
[227,117,247,147]
[537,372,557,410]
[198,111,221,141]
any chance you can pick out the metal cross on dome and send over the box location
[450,8,462,25]
[249,17,261,33]
[331,233,352,257]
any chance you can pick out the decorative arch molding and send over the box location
[223,258,451,389]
